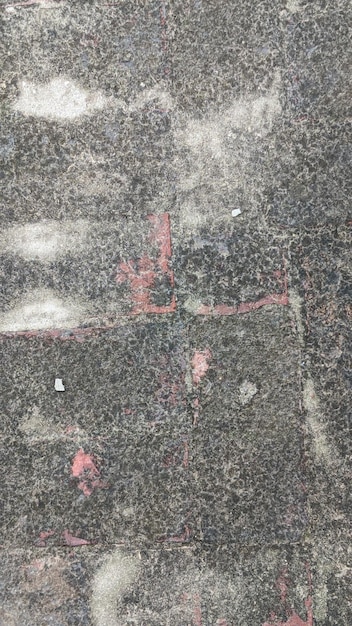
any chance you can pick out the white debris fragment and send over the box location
[231,208,242,218]
[55,378,65,392]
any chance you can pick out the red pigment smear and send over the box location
[62,530,91,546]
[192,397,200,426]
[192,593,202,626]
[197,293,289,316]
[262,565,313,626]
[36,530,55,547]
[71,448,106,497]
[277,568,290,605]
[181,593,203,626]
[192,349,212,384]
[197,260,289,316]
[116,213,176,314]
[262,612,312,626]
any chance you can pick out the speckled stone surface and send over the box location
[0,0,351,624]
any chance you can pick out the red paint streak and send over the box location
[71,448,106,497]
[263,613,312,626]
[181,593,203,626]
[116,213,176,315]
[197,260,289,316]
[36,530,55,547]
[216,620,229,626]
[197,293,288,316]
[192,349,212,384]
[192,593,202,626]
[192,397,200,426]
[262,564,313,626]
[277,568,289,605]
[62,530,91,546]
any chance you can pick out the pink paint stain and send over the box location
[62,530,91,546]
[116,213,176,315]
[71,448,106,497]
[192,349,212,384]
[192,593,202,626]
[36,530,55,547]
[192,396,200,426]
[197,293,289,316]
[262,565,313,626]
[181,593,203,626]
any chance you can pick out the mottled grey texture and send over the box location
[0,0,351,623]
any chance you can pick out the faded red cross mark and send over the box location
[116,213,176,314]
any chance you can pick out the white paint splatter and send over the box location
[19,405,62,442]
[179,82,281,160]
[13,77,107,120]
[91,549,140,626]
[175,76,282,232]
[303,377,339,467]
[2,220,89,262]
[129,86,173,112]
[288,290,305,346]
[286,0,301,13]
[0,289,86,331]
[239,380,258,406]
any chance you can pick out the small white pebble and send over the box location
[55,378,65,392]
[231,208,242,217]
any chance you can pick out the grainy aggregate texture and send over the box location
[0,0,351,624]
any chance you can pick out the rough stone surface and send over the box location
[0,0,351,623]
[189,310,306,545]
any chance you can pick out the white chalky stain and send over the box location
[175,76,282,231]
[286,0,301,12]
[303,377,340,467]
[179,83,281,159]
[19,406,62,442]
[239,380,258,405]
[13,77,107,120]
[91,549,140,626]
[2,220,89,262]
[0,289,86,332]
